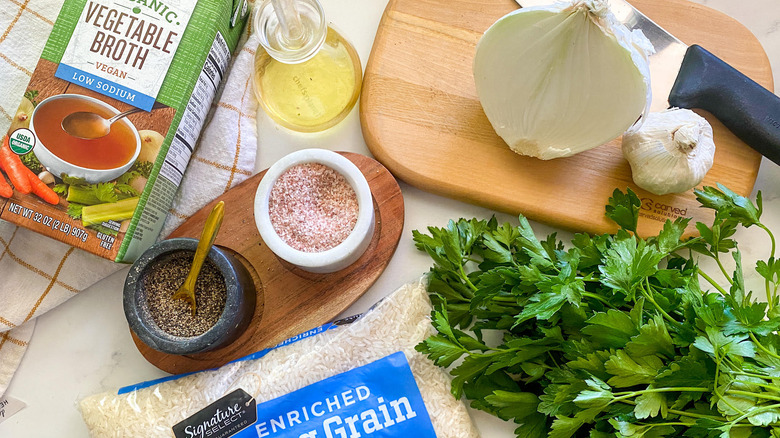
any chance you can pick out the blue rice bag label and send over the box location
[237,351,437,438]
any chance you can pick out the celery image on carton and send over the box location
[0,0,248,262]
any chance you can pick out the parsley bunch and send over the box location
[414,185,780,437]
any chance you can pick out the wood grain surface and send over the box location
[131,153,405,374]
[361,0,774,237]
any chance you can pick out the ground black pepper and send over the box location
[141,251,227,337]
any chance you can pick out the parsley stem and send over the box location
[726,369,773,380]
[726,389,780,401]
[640,422,693,427]
[458,265,478,292]
[641,280,680,328]
[726,402,780,428]
[698,268,728,296]
[582,292,617,309]
[613,387,708,400]
[490,296,517,303]
[713,353,746,416]
[480,346,562,357]
[759,223,777,308]
[766,276,774,312]
[638,422,754,429]
[739,380,780,393]
[618,400,725,421]
[759,224,777,259]
[748,332,780,361]
[547,351,561,369]
[713,253,734,285]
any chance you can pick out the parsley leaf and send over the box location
[484,390,540,421]
[604,350,663,387]
[634,390,666,419]
[599,237,664,299]
[625,314,675,358]
[605,188,640,233]
[581,309,638,349]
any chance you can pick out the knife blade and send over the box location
[513,0,780,165]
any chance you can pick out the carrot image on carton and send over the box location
[0,0,249,262]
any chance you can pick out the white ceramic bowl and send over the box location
[254,149,375,273]
[30,94,141,184]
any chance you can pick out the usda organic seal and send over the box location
[9,128,35,155]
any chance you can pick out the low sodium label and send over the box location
[9,128,35,155]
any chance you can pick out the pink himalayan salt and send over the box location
[269,162,359,253]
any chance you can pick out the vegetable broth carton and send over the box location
[0,0,249,262]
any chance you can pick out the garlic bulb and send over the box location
[473,0,654,160]
[622,108,715,195]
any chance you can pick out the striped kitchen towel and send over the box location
[0,0,259,398]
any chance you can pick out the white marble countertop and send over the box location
[1,0,779,436]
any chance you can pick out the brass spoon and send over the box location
[61,107,144,140]
[172,201,225,316]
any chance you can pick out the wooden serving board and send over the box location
[361,0,774,237]
[131,153,404,374]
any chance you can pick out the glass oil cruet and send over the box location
[252,0,362,132]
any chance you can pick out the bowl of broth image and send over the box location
[30,94,141,183]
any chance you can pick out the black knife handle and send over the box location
[669,44,780,165]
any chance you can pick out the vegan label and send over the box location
[173,389,257,438]
[55,0,196,110]
[9,128,35,154]
[234,352,436,438]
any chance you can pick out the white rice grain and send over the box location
[79,278,480,438]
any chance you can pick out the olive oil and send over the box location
[253,26,361,132]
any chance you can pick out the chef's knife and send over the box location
[513,0,780,165]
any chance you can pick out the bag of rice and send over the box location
[79,279,480,438]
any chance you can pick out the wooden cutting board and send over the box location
[361,0,774,237]
[131,153,405,374]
